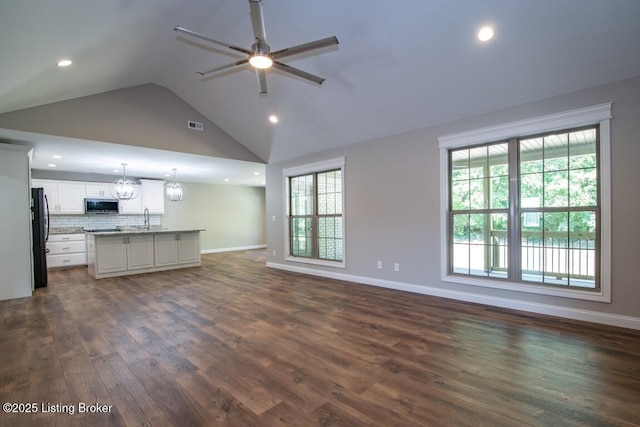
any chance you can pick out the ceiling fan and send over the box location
[174,0,339,95]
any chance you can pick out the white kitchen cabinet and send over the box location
[154,233,180,266]
[154,232,200,267]
[85,183,112,198]
[87,230,201,279]
[33,179,85,214]
[118,180,164,215]
[178,232,201,264]
[33,179,165,216]
[141,179,165,214]
[47,233,87,268]
[90,234,154,275]
[57,185,85,213]
[127,235,155,270]
[119,195,143,214]
[38,181,57,205]
[93,235,128,274]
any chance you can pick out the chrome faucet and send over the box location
[144,207,150,229]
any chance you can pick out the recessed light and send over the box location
[254,172,260,176]
[269,115,279,124]
[57,59,72,67]
[48,164,57,168]
[52,155,62,159]
[113,169,120,173]
[224,178,230,182]
[478,26,494,42]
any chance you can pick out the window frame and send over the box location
[439,104,611,302]
[283,157,346,268]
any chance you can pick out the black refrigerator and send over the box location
[31,187,48,288]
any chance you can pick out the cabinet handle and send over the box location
[61,237,70,240]
[62,247,70,250]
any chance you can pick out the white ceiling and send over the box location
[1,0,640,183]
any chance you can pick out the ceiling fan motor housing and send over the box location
[175,0,339,93]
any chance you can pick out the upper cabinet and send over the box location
[119,180,165,215]
[33,179,85,214]
[85,183,113,198]
[141,179,165,214]
[119,194,144,214]
[32,179,165,216]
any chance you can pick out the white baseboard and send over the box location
[266,262,640,331]
[202,244,266,254]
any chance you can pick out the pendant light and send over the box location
[165,169,187,202]
[110,163,140,200]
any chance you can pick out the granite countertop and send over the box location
[49,227,85,235]
[85,227,205,236]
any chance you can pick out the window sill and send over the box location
[285,255,346,269]
[442,273,610,302]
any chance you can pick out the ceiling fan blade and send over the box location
[174,26,250,55]
[271,36,339,60]
[197,59,249,77]
[272,61,325,85]
[256,69,268,94]
[248,0,267,43]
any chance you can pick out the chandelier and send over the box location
[165,169,187,202]
[110,163,139,200]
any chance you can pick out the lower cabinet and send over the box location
[128,235,155,270]
[87,231,201,279]
[93,235,154,275]
[47,233,87,268]
[154,232,201,267]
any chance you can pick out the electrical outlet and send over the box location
[272,249,276,256]
[394,263,400,272]
[377,261,383,269]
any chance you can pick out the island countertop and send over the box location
[85,227,205,236]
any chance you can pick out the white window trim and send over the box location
[283,157,346,268]
[438,103,612,302]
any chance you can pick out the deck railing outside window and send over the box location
[449,126,600,291]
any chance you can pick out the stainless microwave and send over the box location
[85,198,119,214]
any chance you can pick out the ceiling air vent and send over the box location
[187,120,204,131]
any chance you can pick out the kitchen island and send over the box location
[86,228,203,279]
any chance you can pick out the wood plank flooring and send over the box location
[1,249,639,426]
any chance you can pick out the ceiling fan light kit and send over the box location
[249,51,273,69]
[174,0,338,94]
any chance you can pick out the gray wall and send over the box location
[0,83,263,163]
[266,76,640,321]
[163,182,266,252]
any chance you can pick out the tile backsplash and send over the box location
[50,214,162,230]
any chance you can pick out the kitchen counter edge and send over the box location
[85,228,205,236]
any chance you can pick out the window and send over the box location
[284,158,345,267]
[439,104,611,302]
[450,142,510,279]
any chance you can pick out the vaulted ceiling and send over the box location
[1,0,640,177]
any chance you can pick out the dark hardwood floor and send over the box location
[1,250,639,426]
